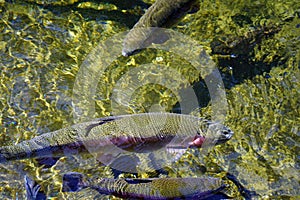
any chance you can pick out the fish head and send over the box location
[213,124,234,145]
[189,122,234,148]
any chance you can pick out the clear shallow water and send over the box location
[0,0,299,199]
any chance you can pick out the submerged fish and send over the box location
[62,172,227,200]
[122,0,199,56]
[0,113,233,165]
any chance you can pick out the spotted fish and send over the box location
[122,0,199,56]
[62,172,227,199]
[0,113,233,166]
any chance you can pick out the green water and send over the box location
[0,0,299,199]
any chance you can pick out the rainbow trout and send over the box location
[122,0,199,56]
[0,113,233,164]
[62,172,226,199]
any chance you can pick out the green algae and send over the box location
[0,0,299,199]
[226,62,299,197]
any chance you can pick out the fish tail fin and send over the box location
[24,175,46,200]
[62,172,86,192]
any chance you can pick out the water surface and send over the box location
[0,0,299,199]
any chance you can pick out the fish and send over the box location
[122,0,199,56]
[0,113,233,169]
[62,172,227,199]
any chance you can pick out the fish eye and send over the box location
[223,130,229,135]
[223,129,233,136]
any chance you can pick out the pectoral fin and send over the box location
[109,154,140,178]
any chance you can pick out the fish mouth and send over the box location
[188,127,234,148]
[215,137,231,145]
[215,129,234,145]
